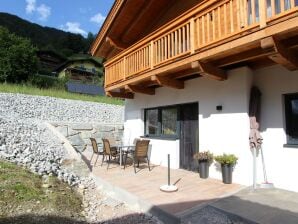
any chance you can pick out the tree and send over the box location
[0,26,38,83]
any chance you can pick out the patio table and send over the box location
[112,145,135,166]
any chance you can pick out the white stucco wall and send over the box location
[123,65,298,192]
[123,67,254,185]
[253,65,298,192]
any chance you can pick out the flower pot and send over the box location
[199,160,209,179]
[221,164,233,184]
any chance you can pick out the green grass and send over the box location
[0,83,124,105]
[0,160,83,218]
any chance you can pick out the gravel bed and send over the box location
[0,93,162,223]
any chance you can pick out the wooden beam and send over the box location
[192,61,227,81]
[261,36,298,71]
[125,85,155,95]
[215,48,275,67]
[151,76,184,89]
[106,36,128,50]
[106,91,134,99]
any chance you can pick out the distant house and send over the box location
[55,55,103,84]
[37,50,67,74]
[55,55,104,95]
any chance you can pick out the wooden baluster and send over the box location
[271,0,276,17]
[237,0,241,28]
[259,0,266,28]
[290,0,295,8]
[178,28,181,54]
[230,0,234,33]
[123,57,126,79]
[182,26,185,53]
[244,0,248,27]
[155,40,159,64]
[171,32,174,57]
[281,0,285,12]
[202,15,206,45]
[207,12,210,43]
[196,18,200,49]
[252,0,256,24]
[218,7,222,38]
[167,34,170,59]
[224,4,227,35]
[212,9,216,40]
[190,18,195,53]
[185,23,189,51]
[174,30,177,56]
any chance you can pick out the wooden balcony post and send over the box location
[190,18,195,54]
[150,40,154,69]
[123,56,126,79]
[259,0,267,28]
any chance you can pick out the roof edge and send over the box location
[90,0,125,57]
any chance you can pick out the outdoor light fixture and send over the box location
[216,105,223,111]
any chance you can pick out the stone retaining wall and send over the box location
[52,123,124,152]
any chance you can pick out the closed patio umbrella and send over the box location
[249,86,263,150]
[249,86,262,189]
[248,86,273,189]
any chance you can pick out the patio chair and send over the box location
[102,138,120,170]
[90,138,104,167]
[124,139,151,173]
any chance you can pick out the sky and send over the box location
[0,0,114,37]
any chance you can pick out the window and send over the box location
[145,109,159,135]
[285,93,298,145]
[144,106,179,138]
[161,107,178,135]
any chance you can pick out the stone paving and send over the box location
[210,188,298,224]
[82,149,244,223]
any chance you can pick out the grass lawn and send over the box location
[0,160,85,223]
[0,83,123,105]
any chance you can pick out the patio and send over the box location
[81,149,244,223]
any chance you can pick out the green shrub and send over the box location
[29,74,67,89]
[215,153,238,166]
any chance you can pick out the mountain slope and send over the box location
[0,12,94,57]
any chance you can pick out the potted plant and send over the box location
[193,151,213,179]
[215,153,238,184]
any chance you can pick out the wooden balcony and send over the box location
[104,0,298,98]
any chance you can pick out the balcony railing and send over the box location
[105,0,298,87]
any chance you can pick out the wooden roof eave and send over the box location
[90,0,125,57]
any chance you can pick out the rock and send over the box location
[67,134,85,146]
[71,124,93,131]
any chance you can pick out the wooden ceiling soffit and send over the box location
[151,75,184,89]
[261,36,298,71]
[125,85,155,95]
[106,36,128,50]
[106,91,134,99]
[191,61,227,81]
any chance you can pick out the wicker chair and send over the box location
[124,139,151,173]
[90,138,104,166]
[102,138,120,170]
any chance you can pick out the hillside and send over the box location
[0,12,94,57]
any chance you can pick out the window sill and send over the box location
[283,144,298,148]
[141,136,179,140]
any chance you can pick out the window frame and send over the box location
[284,93,298,146]
[144,105,180,139]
